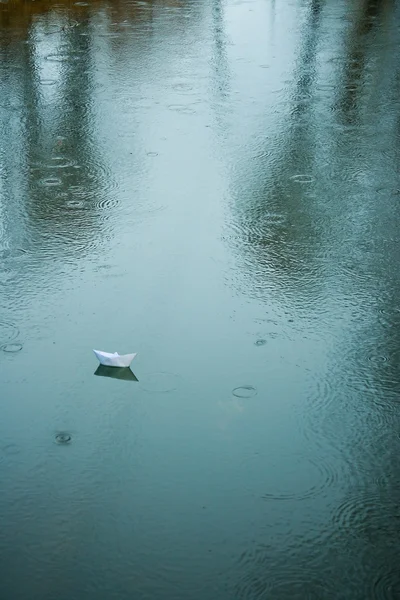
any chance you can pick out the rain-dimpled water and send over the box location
[1,0,399,598]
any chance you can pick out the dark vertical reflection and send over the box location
[25,17,112,255]
[334,0,389,123]
[228,0,400,597]
[227,0,324,303]
[210,0,231,135]
[0,1,119,306]
[0,19,37,256]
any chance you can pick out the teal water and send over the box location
[1,0,400,598]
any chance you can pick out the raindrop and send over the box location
[45,53,70,62]
[167,104,196,115]
[1,342,23,353]
[146,151,159,157]
[97,197,119,210]
[368,354,388,364]
[41,177,62,187]
[0,322,19,343]
[290,174,314,183]
[254,339,267,346]
[232,385,257,398]
[55,433,72,444]
[344,84,358,92]
[172,82,194,93]
[66,200,85,209]
[45,156,75,169]
[39,79,57,86]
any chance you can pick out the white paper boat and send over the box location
[93,349,137,368]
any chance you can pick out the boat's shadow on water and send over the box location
[94,365,138,382]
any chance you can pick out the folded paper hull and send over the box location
[93,349,137,368]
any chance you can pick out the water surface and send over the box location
[1,0,400,598]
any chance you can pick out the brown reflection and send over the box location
[0,0,92,30]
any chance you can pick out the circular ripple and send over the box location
[66,199,85,209]
[1,342,23,353]
[232,385,257,398]
[140,372,181,393]
[305,371,337,414]
[2,444,20,456]
[47,156,76,169]
[290,174,314,183]
[97,197,119,210]
[332,492,392,539]
[41,177,62,187]
[167,104,196,115]
[39,79,57,86]
[262,577,330,599]
[262,456,337,501]
[55,433,72,444]
[234,559,336,600]
[254,339,267,346]
[0,322,19,343]
[45,53,69,62]
[172,82,194,92]
[344,84,358,92]
[372,568,400,600]
[367,354,388,364]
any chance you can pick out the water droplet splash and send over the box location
[55,433,72,445]
[232,386,257,398]
[1,342,23,353]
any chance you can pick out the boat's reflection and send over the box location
[94,365,138,382]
